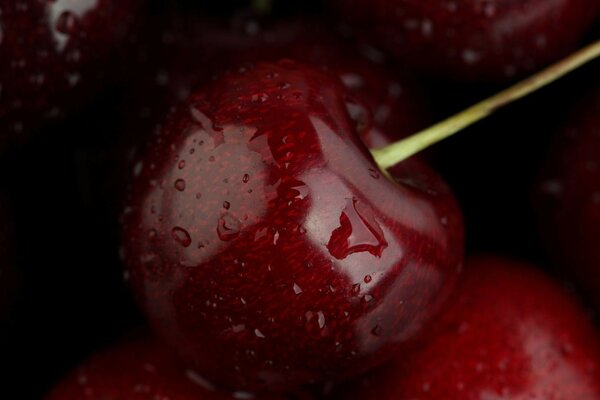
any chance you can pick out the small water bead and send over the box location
[368,168,380,179]
[178,160,186,170]
[171,227,192,248]
[223,201,231,210]
[174,179,186,191]
[217,213,242,241]
[242,174,250,183]
[293,283,303,295]
[364,275,372,283]
[371,325,382,337]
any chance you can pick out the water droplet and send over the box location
[223,201,231,210]
[55,11,78,34]
[293,283,303,295]
[254,329,266,338]
[171,227,192,247]
[368,168,380,179]
[178,160,186,170]
[462,48,481,65]
[175,179,186,191]
[371,325,382,336]
[317,311,326,329]
[242,174,250,183]
[327,198,388,259]
[364,275,372,283]
[352,283,361,295]
[217,213,242,241]
[362,294,374,303]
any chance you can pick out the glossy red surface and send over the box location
[128,15,427,150]
[44,335,288,400]
[340,256,600,399]
[534,89,600,310]
[121,61,463,392]
[329,0,600,81]
[0,0,141,146]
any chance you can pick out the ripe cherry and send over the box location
[121,61,463,392]
[328,0,600,81]
[340,256,600,399]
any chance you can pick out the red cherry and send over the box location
[534,89,600,310]
[339,256,600,399]
[121,61,463,392]
[0,0,142,146]
[128,14,427,150]
[328,0,600,81]
[44,334,289,399]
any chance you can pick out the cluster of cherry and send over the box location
[1,1,600,399]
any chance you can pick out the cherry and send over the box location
[44,334,290,399]
[127,14,427,150]
[328,0,600,81]
[121,61,463,392]
[339,256,600,399]
[534,89,600,310]
[0,0,142,147]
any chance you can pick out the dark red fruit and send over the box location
[534,89,600,310]
[121,61,463,392]
[329,0,600,81]
[45,335,287,399]
[0,0,141,146]
[340,256,600,399]
[128,15,427,150]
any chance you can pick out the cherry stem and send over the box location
[252,0,273,14]
[371,38,600,170]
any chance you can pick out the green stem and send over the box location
[371,38,600,170]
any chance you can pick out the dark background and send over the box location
[0,0,598,398]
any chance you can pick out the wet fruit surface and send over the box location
[534,88,600,310]
[340,256,600,399]
[0,0,141,147]
[121,61,463,392]
[127,14,427,151]
[329,0,600,81]
[45,334,288,399]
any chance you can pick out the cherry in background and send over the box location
[328,0,600,82]
[534,89,600,310]
[0,0,142,148]
[339,256,600,399]
[45,334,293,400]
[121,61,463,392]
[125,10,428,151]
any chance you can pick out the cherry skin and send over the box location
[534,89,600,310]
[128,14,427,150]
[121,61,463,392]
[0,0,142,147]
[44,335,290,400]
[328,0,600,81]
[339,256,600,399]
